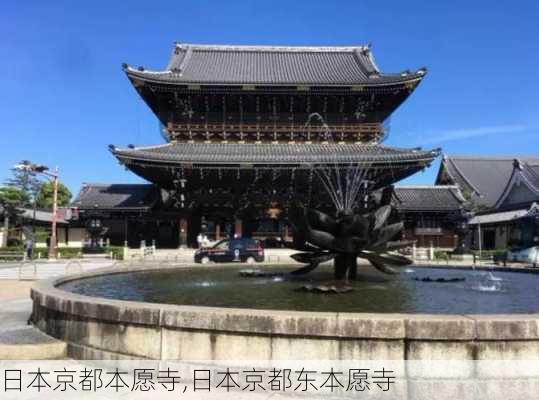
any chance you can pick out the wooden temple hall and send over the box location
[71,43,444,248]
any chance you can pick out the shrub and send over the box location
[471,249,507,261]
[7,238,22,247]
[31,247,83,259]
[434,250,451,261]
[107,246,124,260]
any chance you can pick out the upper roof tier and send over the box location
[124,43,426,87]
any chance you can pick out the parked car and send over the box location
[194,238,264,264]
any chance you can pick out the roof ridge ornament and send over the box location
[173,45,193,75]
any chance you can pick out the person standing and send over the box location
[24,238,34,260]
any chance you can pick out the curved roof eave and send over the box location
[110,145,440,167]
[123,66,426,89]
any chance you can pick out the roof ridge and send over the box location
[174,43,370,52]
[82,182,154,187]
[446,155,539,161]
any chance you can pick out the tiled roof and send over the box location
[393,185,465,212]
[124,43,426,86]
[437,155,539,208]
[19,208,68,224]
[111,143,440,166]
[469,203,539,225]
[71,184,158,210]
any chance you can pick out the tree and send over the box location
[5,166,41,207]
[36,181,72,209]
[460,187,489,213]
[0,186,29,247]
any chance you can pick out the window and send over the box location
[214,240,229,250]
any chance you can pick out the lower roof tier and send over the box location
[110,143,440,193]
[112,142,439,166]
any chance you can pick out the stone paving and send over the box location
[0,260,116,359]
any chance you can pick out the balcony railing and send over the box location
[165,122,384,142]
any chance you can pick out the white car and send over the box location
[507,246,539,263]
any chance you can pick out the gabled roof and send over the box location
[71,183,159,211]
[124,43,426,87]
[393,185,465,212]
[436,155,539,208]
[494,160,539,209]
[111,143,440,166]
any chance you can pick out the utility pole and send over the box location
[478,222,482,265]
[49,167,59,259]
[14,161,60,259]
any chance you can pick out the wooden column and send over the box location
[235,219,243,238]
[215,223,221,241]
[284,224,290,242]
[179,218,188,248]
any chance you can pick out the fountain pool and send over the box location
[30,263,539,361]
[60,265,538,314]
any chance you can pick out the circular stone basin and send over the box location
[30,264,539,361]
[60,265,539,314]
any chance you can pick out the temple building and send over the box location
[393,186,465,249]
[436,155,539,250]
[70,43,443,248]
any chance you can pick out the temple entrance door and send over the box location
[157,220,179,248]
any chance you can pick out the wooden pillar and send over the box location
[284,224,290,242]
[235,219,242,238]
[179,218,188,248]
[215,223,221,241]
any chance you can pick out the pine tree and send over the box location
[5,166,41,207]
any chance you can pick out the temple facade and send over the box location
[71,43,443,248]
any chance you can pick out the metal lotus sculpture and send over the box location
[289,203,414,280]
[286,113,414,280]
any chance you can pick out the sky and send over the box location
[1,0,538,196]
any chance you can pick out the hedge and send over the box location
[1,246,124,260]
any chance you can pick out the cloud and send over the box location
[420,124,529,144]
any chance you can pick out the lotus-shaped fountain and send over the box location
[289,202,413,280]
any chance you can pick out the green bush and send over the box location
[434,250,451,261]
[57,248,83,259]
[2,245,124,260]
[1,245,23,251]
[34,227,50,243]
[7,238,22,247]
[471,249,507,260]
[30,247,83,259]
[107,246,124,260]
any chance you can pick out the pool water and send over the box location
[60,265,539,314]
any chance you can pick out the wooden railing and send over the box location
[165,122,384,142]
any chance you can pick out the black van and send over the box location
[194,238,264,264]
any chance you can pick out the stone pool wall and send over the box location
[30,265,539,362]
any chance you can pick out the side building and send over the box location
[393,185,466,249]
[436,155,539,250]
